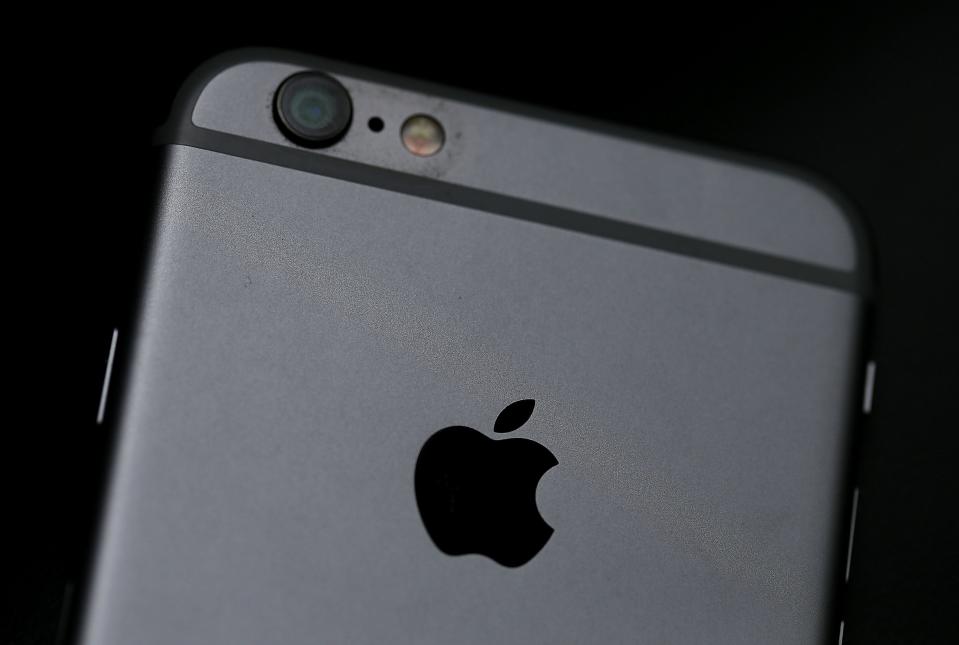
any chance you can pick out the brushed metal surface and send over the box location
[192,60,859,271]
[81,144,862,644]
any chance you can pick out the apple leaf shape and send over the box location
[494,399,535,434]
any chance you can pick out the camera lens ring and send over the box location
[273,71,352,148]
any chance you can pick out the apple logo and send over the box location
[414,399,558,568]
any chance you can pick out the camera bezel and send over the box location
[273,71,353,148]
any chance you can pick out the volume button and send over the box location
[96,328,119,425]
[862,361,876,414]
[844,487,860,583]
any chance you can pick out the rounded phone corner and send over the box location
[763,159,877,297]
[154,47,303,143]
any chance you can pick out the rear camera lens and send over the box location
[274,71,352,148]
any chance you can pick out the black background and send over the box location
[8,5,958,643]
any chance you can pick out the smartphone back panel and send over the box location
[80,51,869,645]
